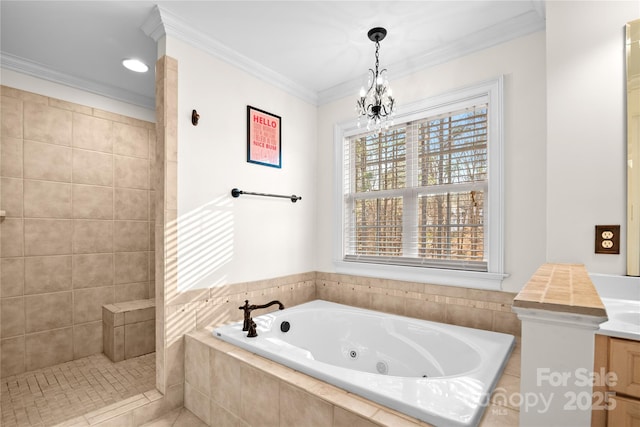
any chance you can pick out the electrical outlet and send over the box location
[595,225,620,254]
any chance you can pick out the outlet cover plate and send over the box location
[595,225,620,254]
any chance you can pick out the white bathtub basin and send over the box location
[214,300,514,427]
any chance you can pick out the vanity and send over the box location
[592,274,640,426]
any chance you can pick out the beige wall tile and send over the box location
[73,220,113,254]
[105,324,125,362]
[333,407,381,427]
[1,257,24,297]
[24,140,72,182]
[1,336,25,377]
[148,129,156,164]
[1,296,25,337]
[25,327,73,371]
[124,319,154,359]
[446,304,493,331]
[166,161,177,209]
[210,350,241,415]
[371,293,405,316]
[114,221,149,252]
[279,382,333,427]
[24,101,72,146]
[49,98,92,115]
[114,188,148,220]
[148,190,155,221]
[25,291,72,333]
[240,365,280,427]
[114,282,148,303]
[72,253,113,288]
[405,298,446,323]
[103,321,115,361]
[1,137,23,178]
[114,251,148,285]
[24,219,73,256]
[114,155,148,189]
[73,113,112,153]
[24,180,72,218]
[72,149,113,186]
[184,383,210,425]
[1,96,23,138]
[1,177,23,217]
[1,218,23,257]
[164,336,184,388]
[73,321,103,359]
[24,255,72,294]
[210,400,242,427]
[74,286,114,324]
[124,306,154,325]
[185,335,210,396]
[73,184,113,219]
[113,122,149,159]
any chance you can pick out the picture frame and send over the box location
[247,105,281,168]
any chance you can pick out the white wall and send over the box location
[164,37,318,290]
[546,1,639,275]
[316,32,548,293]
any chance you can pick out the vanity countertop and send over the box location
[592,273,640,341]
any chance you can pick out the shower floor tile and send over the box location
[1,352,155,427]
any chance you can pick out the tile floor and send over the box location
[1,353,155,427]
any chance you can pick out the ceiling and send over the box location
[1,1,545,110]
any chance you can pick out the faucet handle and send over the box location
[247,320,258,338]
[239,300,250,310]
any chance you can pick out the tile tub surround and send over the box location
[316,272,520,336]
[184,329,521,427]
[103,299,156,362]
[0,86,156,377]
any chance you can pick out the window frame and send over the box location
[333,76,506,290]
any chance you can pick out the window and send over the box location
[334,77,505,289]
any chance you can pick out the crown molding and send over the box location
[142,5,318,105]
[0,52,155,110]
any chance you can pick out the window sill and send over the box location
[333,260,508,290]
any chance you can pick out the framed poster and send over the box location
[247,105,281,168]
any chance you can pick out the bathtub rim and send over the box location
[213,299,515,427]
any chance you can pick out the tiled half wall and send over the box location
[164,271,519,346]
[0,86,156,377]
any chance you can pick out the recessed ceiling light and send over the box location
[122,58,149,73]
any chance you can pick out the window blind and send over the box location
[344,104,488,271]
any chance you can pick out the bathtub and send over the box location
[213,300,514,427]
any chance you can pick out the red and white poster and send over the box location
[247,106,281,168]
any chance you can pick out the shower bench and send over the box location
[102,299,155,362]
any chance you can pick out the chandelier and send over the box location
[356,27,396,133]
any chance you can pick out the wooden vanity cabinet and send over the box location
[592,335,640,426]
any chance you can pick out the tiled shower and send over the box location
[0,86,155,377]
